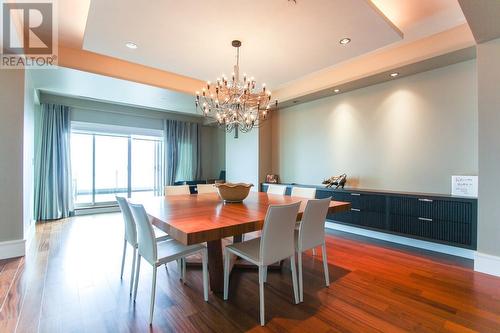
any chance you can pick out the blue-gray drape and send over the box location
[164,119,202,185]
[34,104,73,220]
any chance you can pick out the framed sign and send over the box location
[451,176,478,197]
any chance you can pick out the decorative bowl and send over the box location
[214,183,253,203]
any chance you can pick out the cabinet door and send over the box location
[316,189,334,200]
[417,199,473,223]
[389,215,473,247]
[328,210,352,224]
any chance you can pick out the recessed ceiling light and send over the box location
[339,38,351,45]
[125,42,138,49]
[334,89,340,93]
[390,72,399,77]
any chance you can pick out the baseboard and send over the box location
[474,252,500,277]
[0,239,26,260]
[74,206,120,216]
[325,221,475,259]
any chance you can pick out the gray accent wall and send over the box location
[477,38,500,258]
[271,60,478,194]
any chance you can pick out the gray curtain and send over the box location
[164,119,202,185]
[34,104,73,220]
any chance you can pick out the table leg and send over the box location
[207,239,224,293]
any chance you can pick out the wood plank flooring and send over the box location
[1,213,500,332]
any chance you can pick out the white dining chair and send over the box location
[266,184,287,195]
[291,186,317,254]
[223,202,301,326]
[197,183,218,194]
[116,196,171,295]
[129,203,209,325]
[165,185,190,196]
[295,197,332,302]
[291,186,316,199]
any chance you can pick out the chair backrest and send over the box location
[128,203,157,265]
[116,196,137,246]
[298,197,331,251]
[260,202,301,265]
[291,186,316,199]
[165,185,190,196]
[266,184,287,195]
[197,184,218,194]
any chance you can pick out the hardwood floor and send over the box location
[1,213,500,332]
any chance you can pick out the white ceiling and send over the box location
[83,0,403,89]
[371,0,466,40]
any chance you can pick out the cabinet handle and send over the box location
[351,208,361,212]
[418,198,433,202]
[351,193,361,196]
[418,217,433,222]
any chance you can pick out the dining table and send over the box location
[135,191,351,293]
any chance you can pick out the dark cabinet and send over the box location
[262,183,477,249]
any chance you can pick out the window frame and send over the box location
[71,124,163,209]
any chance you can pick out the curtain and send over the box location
[34,104,73,220]
[164,119,202,185]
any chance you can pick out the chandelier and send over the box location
[195,40,277,138]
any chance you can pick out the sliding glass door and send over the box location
[71,130,163,208]
[131,137,163,199]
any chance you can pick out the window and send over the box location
[71,127,163,208]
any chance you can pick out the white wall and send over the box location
[0,70,25,244]
[226,129,259,188]
[272,60,478,194]
[23,70,38,242]
[477,38,500,263]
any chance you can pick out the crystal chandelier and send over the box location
[195,40,277,138]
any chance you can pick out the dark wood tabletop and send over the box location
[134,191,351,293]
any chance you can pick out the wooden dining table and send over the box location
[135,191,351,293]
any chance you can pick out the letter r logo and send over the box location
[2,2,53,55]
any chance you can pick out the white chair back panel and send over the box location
[266,184,287,195]
[116,196,137,246]
[165,185,190,196]
[260,202,301,265]
[129,203,158,265]
[299,197,331,250]
[291,187,316,199]
[197,184,217,194]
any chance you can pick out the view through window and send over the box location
[71,130,163,207]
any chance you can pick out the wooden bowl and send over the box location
[214,183,253,203]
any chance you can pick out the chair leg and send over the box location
[182,258,186,283]
[120,239,127,279]
[321,243,330,287]
[177,259,182,281]
[312,248,316,256]
[297,251,303,302]
[258,266,265,326]
[223,251,231,300]
[129,248,137,295]
[202,249,209,302]
[290,255,299,305]
[149,266,157,325]
[133,255,141,301]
